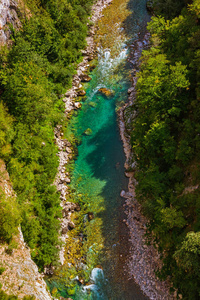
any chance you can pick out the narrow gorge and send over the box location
[0,0,174,299]
[0,0,199,299]
[47,0,174,299]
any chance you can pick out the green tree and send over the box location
[174,232,200,299]
[153,0,186,19]
[0,102,14,159]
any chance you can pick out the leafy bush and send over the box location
[152,0,186,19]
[0,190,21,243]
[0,289,35,299]
[0,102,14,159]
[0,267,5,275]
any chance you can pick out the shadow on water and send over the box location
[81,96,149,299]
[123,0,151,41]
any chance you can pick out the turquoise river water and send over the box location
[47,0,150,299]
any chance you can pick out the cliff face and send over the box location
[0,229,52,300]
[0,161,52,299]
[0,0,22,45]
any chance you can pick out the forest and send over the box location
[132,0,200,298]
[0,0,94,270]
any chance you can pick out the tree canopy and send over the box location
[129,1,200,298]
[0,0,94,268]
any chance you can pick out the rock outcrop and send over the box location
[0,161,52,299]
[0,0,22,45]
[0,229,52,300]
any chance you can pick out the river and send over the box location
[47,0,150,299]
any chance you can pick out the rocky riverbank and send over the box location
[54,0,113,268]
[118,34,178,300]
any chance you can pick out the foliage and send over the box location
[189,0,200,18]
[130,0,200,298]
[0,189,21,243]
[0,290,18,300]
[0,267,5,275]
[0,0,94,268]
[0,289,35,300]
[173,232,200,299]
[151,0,186,19]
[0,102,14,159]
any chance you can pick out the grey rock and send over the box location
[128,87,135,94]
[68,221,75,230]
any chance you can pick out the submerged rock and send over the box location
[88,212,94,221]
[89,101,97,107]
[89,64,96,71]
[98,87,114,97]
[84,128,93,135]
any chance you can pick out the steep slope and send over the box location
[0,160,52,299]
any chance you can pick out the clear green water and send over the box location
[47,0,150,299]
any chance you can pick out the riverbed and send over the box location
[47,0,151,299]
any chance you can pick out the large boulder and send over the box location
[98,88,114,98]
[74,102,82,109]
[77,89,86,96]
[68,221,75,230]
[84,128,93,136]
